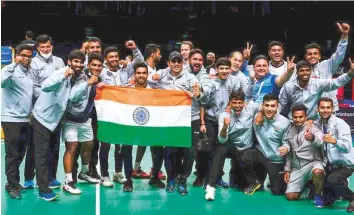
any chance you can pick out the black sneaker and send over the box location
[15,184,27,192]
[5,184,22,199]
[123,179,133,192]
[88,170,101,180]
[244,180,261,195]
[192,177,203,187]
[347,200,354,212]
[149,177,165,189]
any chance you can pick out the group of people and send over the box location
[1,22,354,213]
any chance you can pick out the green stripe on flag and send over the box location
[97,121,192,147]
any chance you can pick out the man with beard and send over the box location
[98,43,144,187]
[84,37,102,69]
[304,22,350,113]
[242,94,291,196]
[282,105,325,208]
[132,43,166,180]
[24,35,65,189]
[31,50,84,201]
[279,60,354,120]
[62,53,102,195]
[2,44,34,199]
[197,58,242,188]
[205,91,261,201]
[250,55,295,104]
[314,96,354,212]
[268,41,289,77]
[152,51,204,195]
[180,41,193,70]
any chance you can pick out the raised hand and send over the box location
[323,133,336,144]
[337,22,350,39]
[304,128,314,141]
[348,57,354,77]
[243,42,253,60]
[224,116,231,127]
[192,82,200,98]
[88,75,99,85]
[64,67,74,78]
[125,40,137,50]
[287,56,296,73]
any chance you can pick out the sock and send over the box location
[81,164,89,174]
[65,173,73,183]
[134,162,140,171]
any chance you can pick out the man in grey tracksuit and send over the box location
[31,50,85,201]
[242,94,291,196]
[282,105,325,208]
[197,57,242,187]
[1,44,34,199]
[204,91,261,201]
[304,22,350,112]
[279,60,354,120]
[24,35,65,189]
[315,96,354,212]
[152,51,206,195]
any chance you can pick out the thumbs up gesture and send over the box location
[304,127,314,141]
[192,82,200,98]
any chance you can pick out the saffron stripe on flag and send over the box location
[95,86,192,106]
[97,121,191,147]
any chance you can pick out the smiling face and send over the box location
[105,51,119,69]
[306,48,321,65]
[229,52,243,72]
[262,99,278,119]
[293,110,307,127]
[254,59,269,79]
[230,98,245,115]
[217,65,230,80]
[88,59,103,76]
[68,58,84,76]
[296,66,311,82]
[318,100,333,120]
[268,45,284,63]
[189,53,203,73]
[134,67,148,85]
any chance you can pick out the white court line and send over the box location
[96,151,101,215]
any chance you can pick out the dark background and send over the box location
[1,1,354,97]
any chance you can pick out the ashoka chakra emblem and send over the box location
[133,107,150,125]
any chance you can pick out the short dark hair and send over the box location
[88,53,103,64]
[133,62,148,73]
[189,48,204,59]
[88,37,102,46]
[296,60,311,71]
[305,43,321,53]
[144,44,160,58]
[268,41,284,50]
[68,49,85,62]
[181,41,193,50]
[25,31,33,38]
[317,97,333,107]
[263,93,278,103]
[103,46,119,58]
[215,57,231,68]
[229,90,245,102]
[253,55,269,66]
[15,44,33,55]
[229,50,243,59]
[36,35,53,46]
[291,105,308,115]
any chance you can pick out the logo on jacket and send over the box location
[133,107,150,125]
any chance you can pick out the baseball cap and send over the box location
[168,51,183,61]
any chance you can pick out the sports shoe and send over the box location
[314,194,324,208]
[148,177,165,189]
[347,200,354,212]
[132,168,151,179]
[5,184,22,199]
[63,181,81,195]
[49,179,61,189]
[88,170,101,180]
[113,172,127,184]
[323,191,339,206]
[192,177,203,187]
[244,180,261,195]
[101,177,114,187]
[166,180,175,193]
[177,183,188,196]
[38,191,59,201]
[205,185,216,201]
[23,180,35,189]
[15,184,26,192]
[78,172,100,184]
[150,168,167,180]
[216,179,229,188]
[123,179,133,192]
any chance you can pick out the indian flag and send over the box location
[94,86,192,147]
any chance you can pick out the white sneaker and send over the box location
[101,177,114,187]
[63,181,81,195]
[113,172,127,184]
[205,185,215,201]
[78,172,100,184]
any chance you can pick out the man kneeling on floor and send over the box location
[282,105,325,208]
[62,53,103,194]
